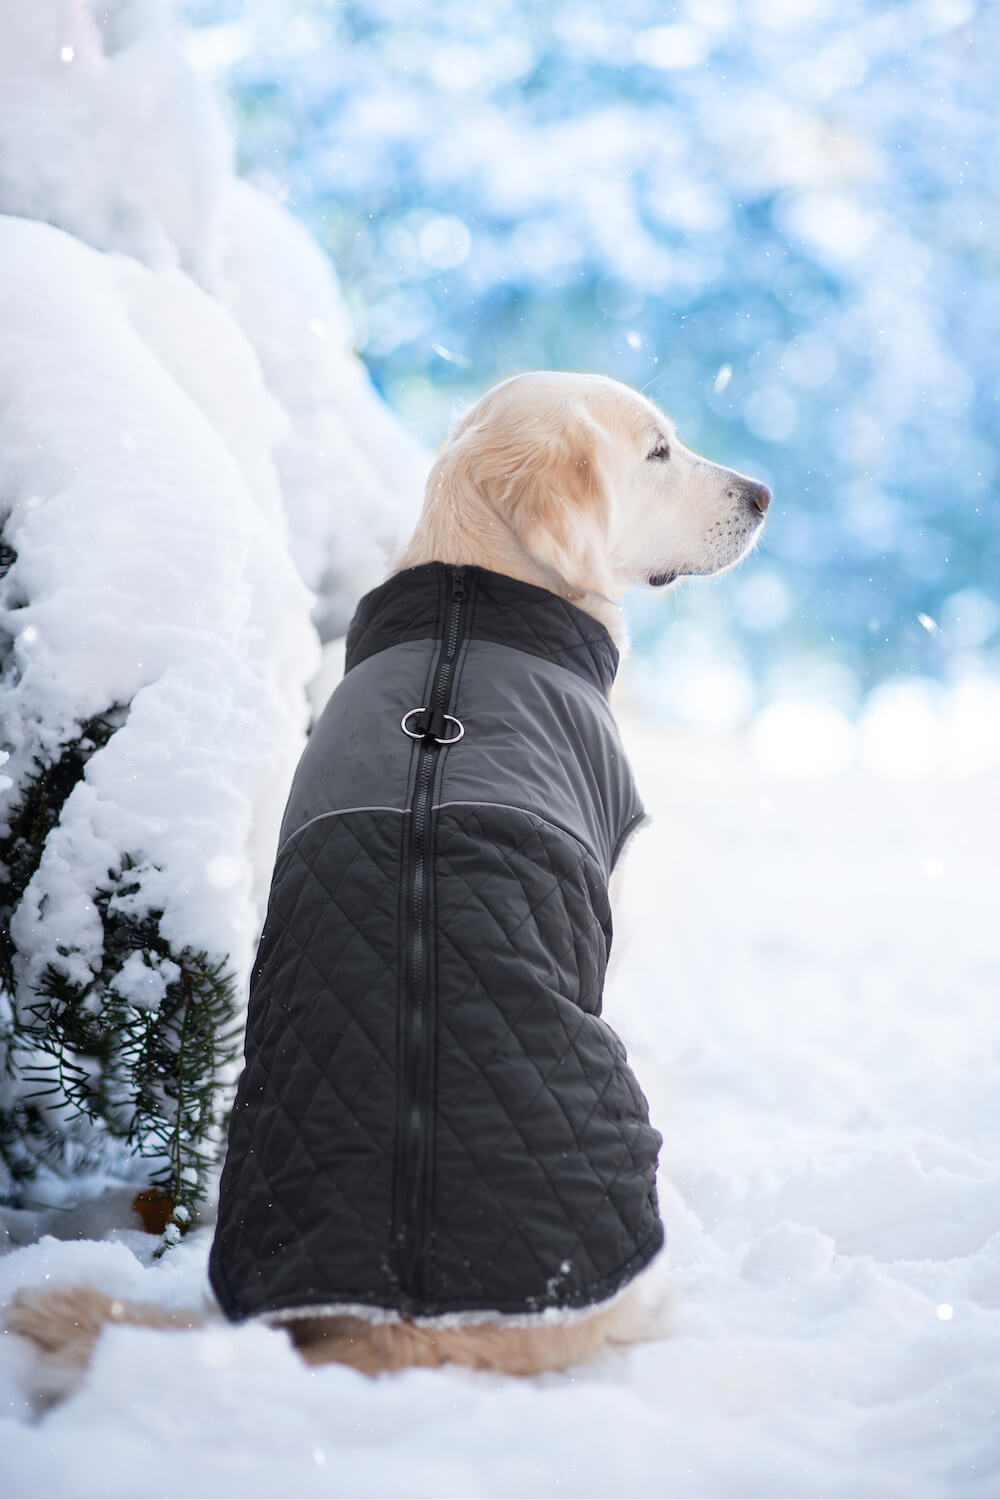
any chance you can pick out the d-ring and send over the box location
[401,707,465,744]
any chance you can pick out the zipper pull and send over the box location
[451,565,466,599]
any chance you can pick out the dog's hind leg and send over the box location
[288,1277,667,1377]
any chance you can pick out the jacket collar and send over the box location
[345,563,620,697]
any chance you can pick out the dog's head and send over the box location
[412,370,770,610]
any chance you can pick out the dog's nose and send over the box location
[749,483,771,516]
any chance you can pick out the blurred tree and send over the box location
[180,0,1000,712]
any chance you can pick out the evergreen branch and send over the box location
[0,685,243,1236]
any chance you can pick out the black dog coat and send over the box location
[210,563,664,1324]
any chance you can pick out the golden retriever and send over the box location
[5,371,769,1393]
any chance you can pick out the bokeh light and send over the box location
[179,0,999,756]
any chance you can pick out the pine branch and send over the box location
[0,707,127,990]
[0,649,243,1242]
[17,870,242,1239]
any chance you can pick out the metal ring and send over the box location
[401,707,428,739]
[436,715,465,744]
[400,708,465,745]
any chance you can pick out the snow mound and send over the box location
[0,0,427,635]
[0,210,314,983]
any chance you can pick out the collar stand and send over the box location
[345,563,619,696]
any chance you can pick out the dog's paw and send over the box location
[4,1283,124,1408]
[5,1283,121,1355]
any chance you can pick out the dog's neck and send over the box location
[394,516,627,648]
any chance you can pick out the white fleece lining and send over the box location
[254,1262,653,1332]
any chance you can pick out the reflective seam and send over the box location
[276,801,608,879]
[275,806,407,864]
[431,799,604,871]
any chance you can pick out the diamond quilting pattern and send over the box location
[212,810,407,1313]
[426,803,662,1311]
[211,795,662,1322]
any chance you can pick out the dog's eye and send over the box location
[647,439,671,462]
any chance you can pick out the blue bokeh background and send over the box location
[179,0,998,720]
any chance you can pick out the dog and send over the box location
[6,371,769,1392]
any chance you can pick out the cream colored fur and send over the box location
[396,369,769,643]
[5,1278,654,1392]
[5,371,767,1396]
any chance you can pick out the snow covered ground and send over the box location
[2,706,997,1499]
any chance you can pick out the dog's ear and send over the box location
[465,402,616,601]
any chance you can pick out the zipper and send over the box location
[396,565,468,1303]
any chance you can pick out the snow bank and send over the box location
[0,1,230,283]
[0,211,312,991]
[0,0,426,634]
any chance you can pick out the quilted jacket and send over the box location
[209,562,664,1324]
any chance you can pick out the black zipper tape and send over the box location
[395,564,469,1304]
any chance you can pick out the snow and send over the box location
[0,1,231,282]
[0,0,427,1198]
[0,213,312,990]
[0,1,426,641]
[218,177,427,637]
[2,712,999,1497]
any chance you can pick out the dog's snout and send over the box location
[726,481,771,518]
[749,482,771,516]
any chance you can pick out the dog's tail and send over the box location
[4,1283,205,1404]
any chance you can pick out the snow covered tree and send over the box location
[0,0,425,1245]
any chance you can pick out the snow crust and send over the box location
[2,718,998,1498]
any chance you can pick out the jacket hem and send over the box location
[259,1258,662,1332]
[216,1223,666,1330]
